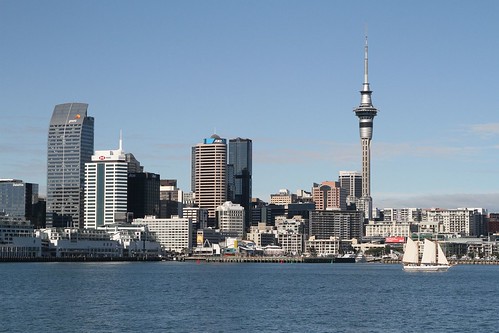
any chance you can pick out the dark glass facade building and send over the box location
[309,210,363,241]
[0,179,40,226]
[228,138,252,231]
[127,172,160,219]
[46,103,94,228]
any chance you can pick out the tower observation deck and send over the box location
[353,36,378,220]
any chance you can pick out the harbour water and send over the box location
[1,262,498,332]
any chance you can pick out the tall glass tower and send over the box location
[46,103,94,228]
[228,138,252,231]
[353,37,378,220]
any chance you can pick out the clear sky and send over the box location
[1,1,499,211]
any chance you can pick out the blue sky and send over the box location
[1,1,499,211]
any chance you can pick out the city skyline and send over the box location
[1,2,499,210]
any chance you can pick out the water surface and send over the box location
[0,262,496,332]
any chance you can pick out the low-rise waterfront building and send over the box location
[275,215,305,255]
[97,224,161,256]
[365,220,414,238]
[306,236,340,257]
[39,228,121,258]
[278,233,303,255]
[183,206,208,247]
[0,218,41,258]
[247,222,277,247]
[133,215,191,253]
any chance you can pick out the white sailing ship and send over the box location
[402,238,451,272]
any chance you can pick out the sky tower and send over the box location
[354,36,378,220]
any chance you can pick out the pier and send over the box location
[187,256,304,263]
[184,256,353,264]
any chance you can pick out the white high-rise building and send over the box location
[84,137,128,229]
[216,201,245,238]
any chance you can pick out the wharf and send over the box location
[184,256,352,263]
[0,256,162,263]
[450,259,499,265]
[382,259,499,265]
[190,256,304,263]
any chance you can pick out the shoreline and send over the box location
[2,256,499,265]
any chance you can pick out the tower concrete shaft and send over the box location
[354,37,378,220]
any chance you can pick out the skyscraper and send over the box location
[228,138,252,231]
[84,137,128,229]
[0,179,39,224]
[127,172,160,219]
[338,171,362,209]
[353,37,378,220]
[312,181,347,211]
[47,103,94,228]
[192,134,227,226]
[216,201,245,238]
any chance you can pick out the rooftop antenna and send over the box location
[119,129,123,151]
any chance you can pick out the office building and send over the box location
[381,208,421,223]
[353,37,378,220]
[247,223,278,247]
[251,202,286,227]
[270,189,297,205]
[275,216,305,255]
[306,236,340,257]
[309,210,363,241]
[183,206,208,247]
[192,134,227,226]
[423,208,485,237]
[338,171,362,209]
[127,172,160,219]
[364,220,414,238]
[46,103,94,228]
[228,138,252,231]
[133,216,192,253]
[159,179,183,218]
[312,181,347,211]
[216,201,245,238]
[84,138,128,229]
[0,179,40,225]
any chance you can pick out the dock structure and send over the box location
[190,256,304,263]
[184,256,350,263]
[381,259,499,265]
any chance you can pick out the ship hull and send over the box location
[403,264,450,272]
